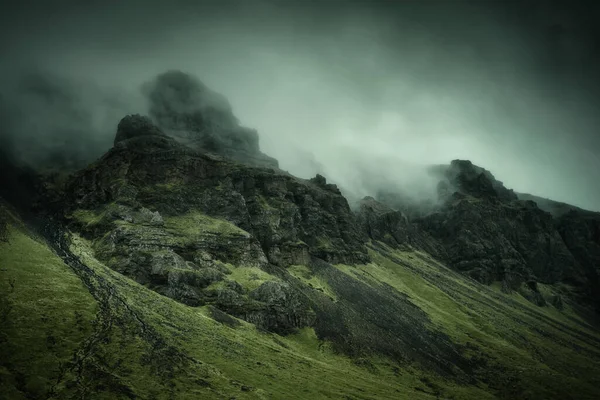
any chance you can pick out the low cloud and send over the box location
[0,0,598,210]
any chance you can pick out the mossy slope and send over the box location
[1,203,600,399]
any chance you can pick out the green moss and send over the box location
[3,201,600,400]
[164,211,248,237]
[330,244,600,400]
[154,181,183,191]
[287,265,337,300]
[227,266,280,292]
[256,195,276,210]
[316,236,334,250]
[0,226,97,398]
[70,208,104,226]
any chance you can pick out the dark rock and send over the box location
[551,294,564,310]
[246,281,316,334]
[66,139,368,266]
[309,174,342,194]
[416,194,578,289]
[375,160,589,296]
[310,174,327,186]
[516,192,586,217]
[517,283,547,307]
[556,210,600,309]
[356,196,410,248]
[430,159,518,202]
[144,70,278,168]
[225,280,245,294]
[114,114,165,145]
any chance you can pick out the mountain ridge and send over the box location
[1,76,600,399]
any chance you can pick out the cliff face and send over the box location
[373,159,597,306]
[68,115,367,266]
[69,115,599,314]
[417,193,581,289]
[64,115,368,332]
[145,70,279,168]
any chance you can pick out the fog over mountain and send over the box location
[1,0,599,210]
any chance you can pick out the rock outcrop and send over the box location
[114,114,166,145]
[66,116,368,309]
[430,159,518,202]
[417,192,581,290]
[517,192,586,217]
[357,196,410,247]
[356,196,446,258]
[374,160,592,301]
[144,70,278,168]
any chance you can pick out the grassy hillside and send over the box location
[1,205,599,399]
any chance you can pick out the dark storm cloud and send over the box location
[0,0,599,209]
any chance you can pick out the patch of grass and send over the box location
[288,265,337,301]
[0,226,97,399]
[256,195,276,210]
[70,208,104,227]
[164,211,248,237]
[346,243,600,400]
[316,236,334,251]
[227,266,280,292]
[154,181,184,191]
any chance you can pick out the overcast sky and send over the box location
[1,0,599,210]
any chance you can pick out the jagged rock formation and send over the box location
[68,115,367,265]
[144,70,278,168]
[2,104,600,398]
[64,115,367,331]
[114,114,166,145]
[430,160,518,202]
[376,159,595,304]
[417,192,581,290]
[356,196,446,257]
[357,196,410,247]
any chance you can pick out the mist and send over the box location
[1,0,599,210]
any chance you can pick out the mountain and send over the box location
[1,79,600,399]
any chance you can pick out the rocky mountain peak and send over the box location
[114,114,166,145]
[431,159,518,202]
[143,70,278,168]
[309,173,342,194]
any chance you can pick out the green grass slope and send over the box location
[1,204,599,399]
[0,209,448,399]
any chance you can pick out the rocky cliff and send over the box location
[144,70,278,168]
[53,111,600,318]
[63,114,368,333]
[2,77,600,399]
[372,159,598,310]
